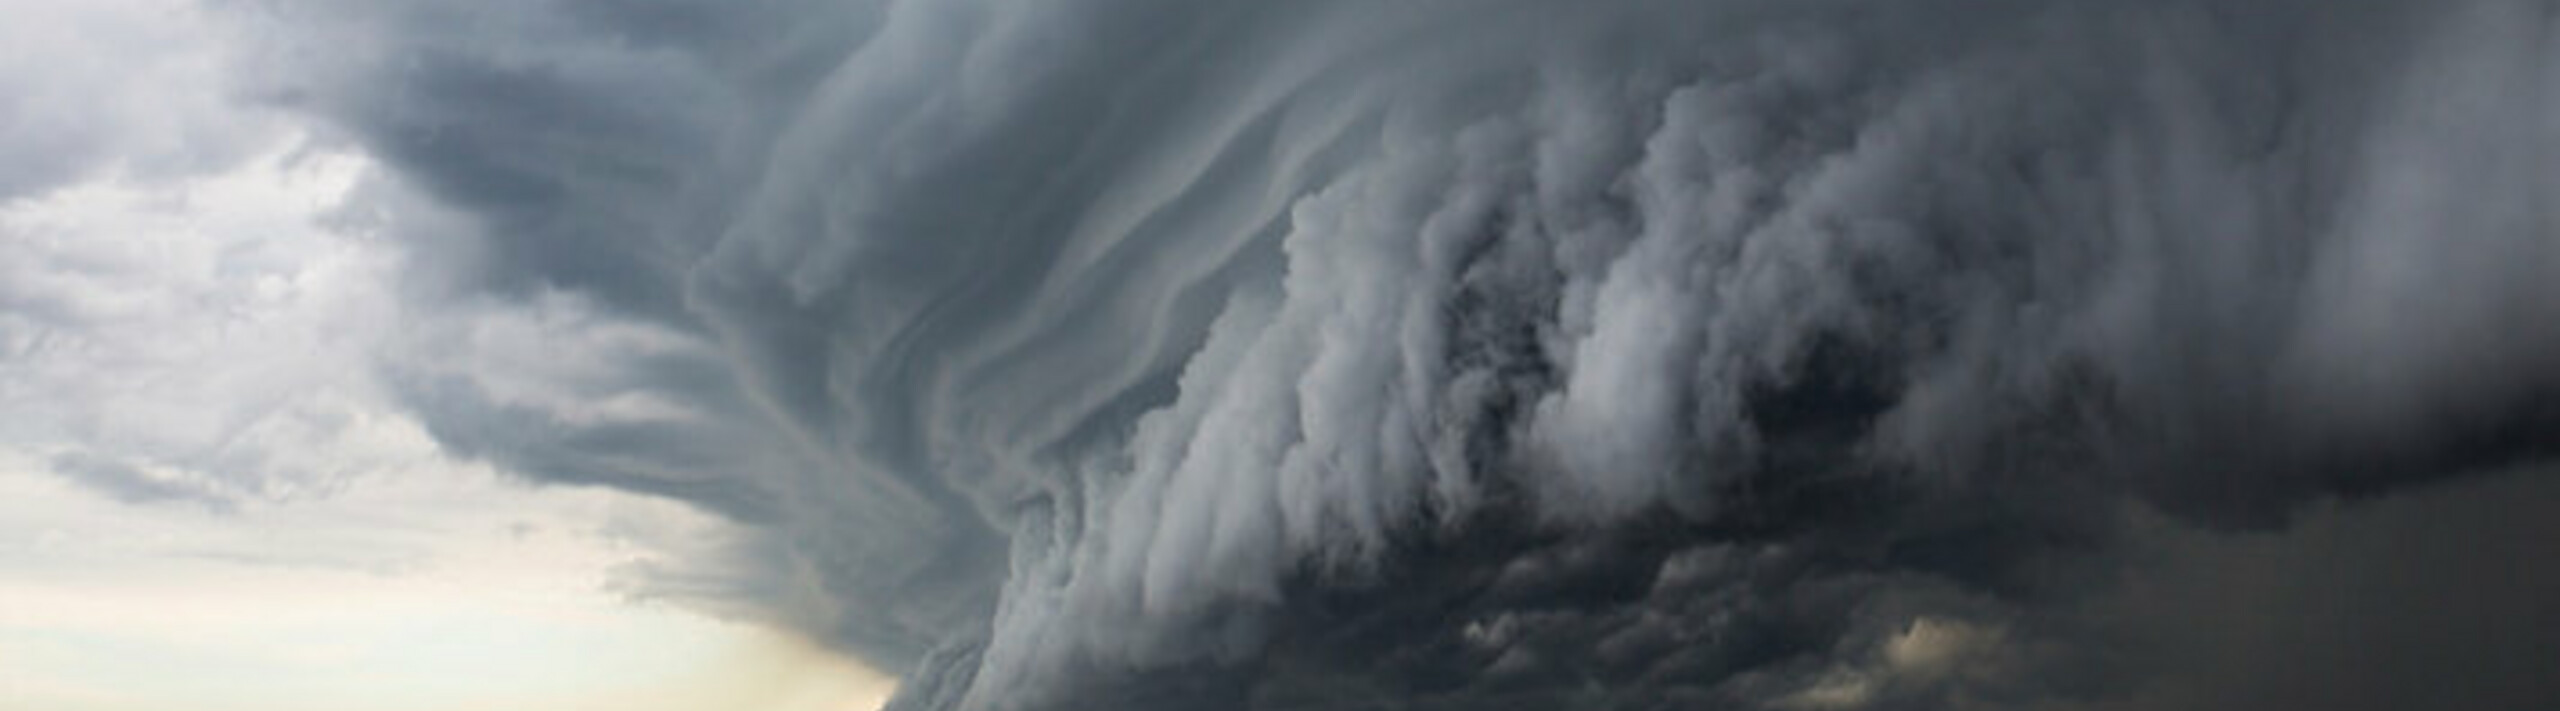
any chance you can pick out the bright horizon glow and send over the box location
[0,441,897,711]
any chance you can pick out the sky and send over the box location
[0,1,892,709]
[4,1,2558,710]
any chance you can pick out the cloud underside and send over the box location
[235,0,2560,709]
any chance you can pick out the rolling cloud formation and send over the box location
[231,0,2560,708]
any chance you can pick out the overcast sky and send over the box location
[0,2,892,709]
[5,1,2556,711]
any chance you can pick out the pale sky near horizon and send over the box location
[0,2,895,708]
[0,454,896,711]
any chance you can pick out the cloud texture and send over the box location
[230,0,2560,708]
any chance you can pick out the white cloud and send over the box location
[0,3,893,706]
[0,137,893,710]
[0,0,278,200]
[0,139,403,504]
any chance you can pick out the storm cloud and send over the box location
[226,0,2560,708]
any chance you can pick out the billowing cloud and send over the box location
[223,0,2560,709]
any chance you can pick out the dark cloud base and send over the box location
[1027,456,2560,711]
[231,0,2560,708]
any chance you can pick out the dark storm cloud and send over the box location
[2070,464,2560,711]
[233,0,2560,708]
[236,0,872,316]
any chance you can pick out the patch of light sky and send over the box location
[0,1,893,709]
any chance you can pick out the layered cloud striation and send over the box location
[237,0,2560,708]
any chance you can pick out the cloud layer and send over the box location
[227,0,2560,708]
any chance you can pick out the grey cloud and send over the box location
[235,0,871,317]
[48,451,237,512]
[237,0,2560,708]
[365,288,1005,664]
[2068,464,2560,711]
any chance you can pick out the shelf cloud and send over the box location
[228,0,2560,708]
